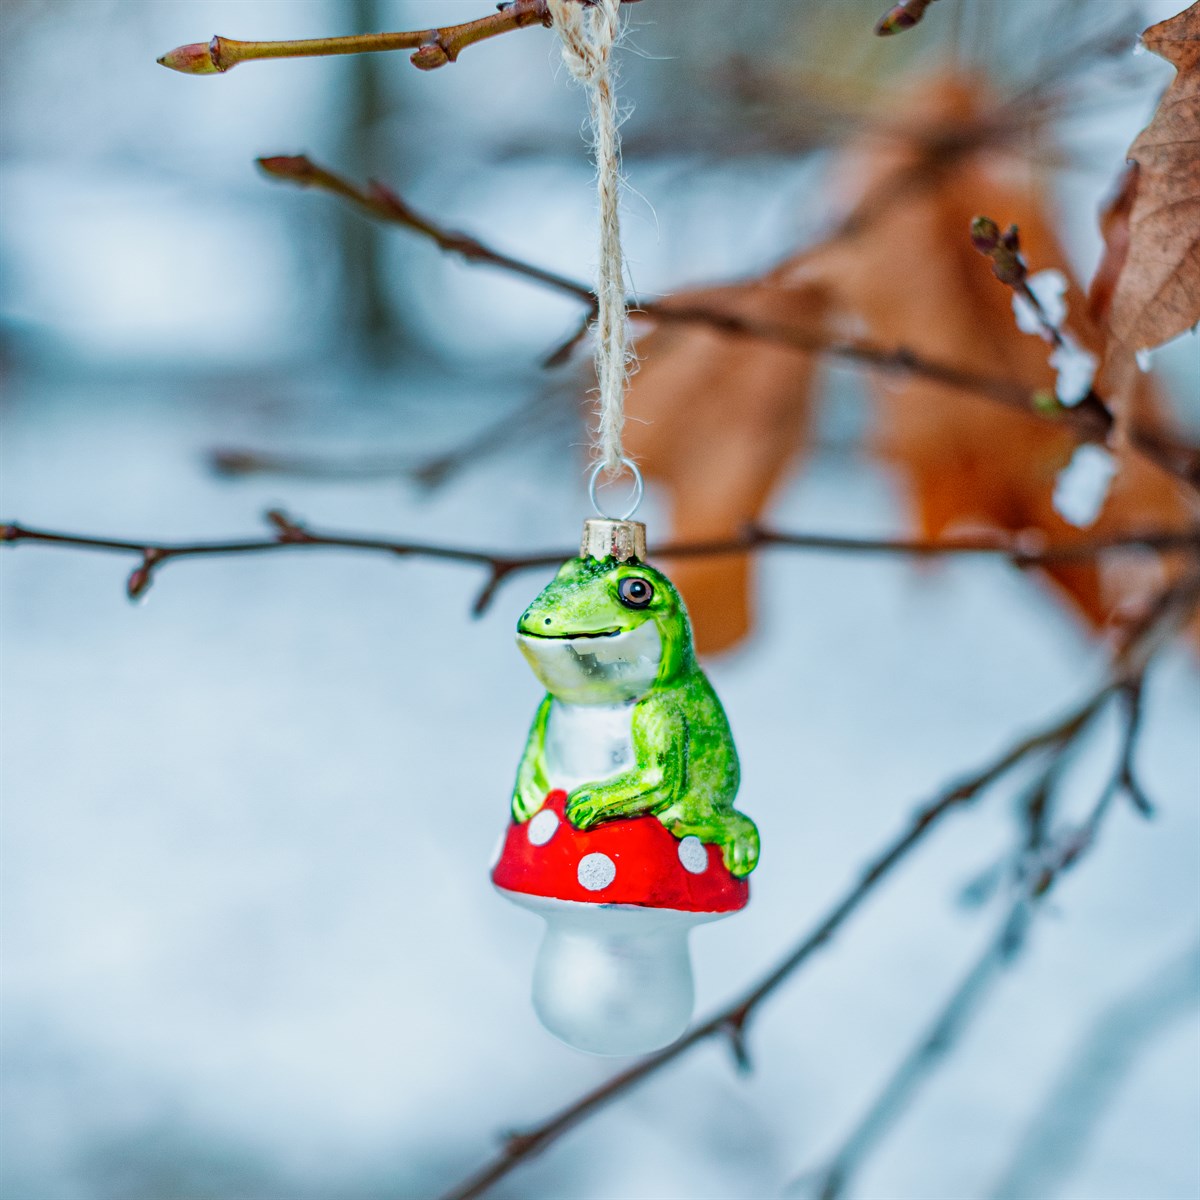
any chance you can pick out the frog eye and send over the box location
[617,576,654,609]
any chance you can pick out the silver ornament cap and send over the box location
[581,518,646,563]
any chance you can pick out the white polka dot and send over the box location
[527,809,560,846]
[577,852,617,891]
[678,836,708,874]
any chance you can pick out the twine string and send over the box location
[547,0,631,480]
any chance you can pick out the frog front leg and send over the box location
[566,699,687,829]
[511,695,552,823]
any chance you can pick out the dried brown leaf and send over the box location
[618,71,1194,654]
[783,74,1194,633]
[624,280,825,654]
[1087,163,1139,329]
[1104,3,1200,350]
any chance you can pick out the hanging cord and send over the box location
[547,0,633,482]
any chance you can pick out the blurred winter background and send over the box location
[1,1,1198,1198]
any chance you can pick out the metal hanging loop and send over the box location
[588,457,644,521]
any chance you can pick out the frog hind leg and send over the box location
[659,807,760,878]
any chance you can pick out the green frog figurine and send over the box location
[512,520,759,876]
[491,516,759,1055]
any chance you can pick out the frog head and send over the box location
[516,556,694,704]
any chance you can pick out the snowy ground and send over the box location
[1,371,1198,1200]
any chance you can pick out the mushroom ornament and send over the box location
[492,517,759,1056]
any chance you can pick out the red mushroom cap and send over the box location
[492,790,748,913]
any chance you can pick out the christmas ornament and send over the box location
[492,505,760,1055]
[490,0,759,1056]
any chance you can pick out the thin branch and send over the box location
[987,937,1200,1200]
[968,214,1151,473]
[794,585,1189,1200]
[961,648,1155,905]
[257,157,595,307]
[800,901,1036,1200]
[794,654,1171,1200]
[0,511,552,609]
[258,155,1200,495]
[1108,680,1153,816]
[436,573,1197,1200]
[431,694,1117,1200]
[210,447,423,482]
[212,384,571,491]
[654,23,1139,179]
[4,514,1197,609]
[971,218,1063,344]
[157,0,639,77]
[4,533,1188,1200]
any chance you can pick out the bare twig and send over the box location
[257,156,596,307]
[799,900,1035,1200]
[965,658,1154,902]
[1106,680,1153,816]
[210,448,422,482]
[4,515,1197,610]
[157,0,640,76]
[258,155,1200,495]
[970,215,1124,453]
[212,385,570,491]
[0,511,551,612]
[683,21,1141,170]
[437,574,1197,1200]
[970,216,1083,365]
[792,580,1191,1200]
[431,707,1112,1200]
[800,877,1057,1200]
[988,937,1200,1200]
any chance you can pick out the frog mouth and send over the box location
[516,620,662,704]
[520,627,622,640]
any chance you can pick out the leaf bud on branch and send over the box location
[874,0,940,37]
[157,0,639,76]
[970,216,1026,288]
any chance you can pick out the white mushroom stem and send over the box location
[502,890,725,1056]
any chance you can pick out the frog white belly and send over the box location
[543,700,636,793]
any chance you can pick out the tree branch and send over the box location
[987,937,1200,1200]
[789,576,1194,1199]
[433,572,1198,1200]
[800,901,1035,1200]
[4,514,1196,609]
[257,156,595,306]
[212,385,571,491]
[157,0,640,76]
[256,155,1200,496]
[1106,679,1153,816]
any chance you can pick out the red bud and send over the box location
[127,564,153,599]
[157,38,222,75]
[257,156,319,185]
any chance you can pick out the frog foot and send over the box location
[719,813,760,877]
[565,789,604,830]
[660,809,760,878]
